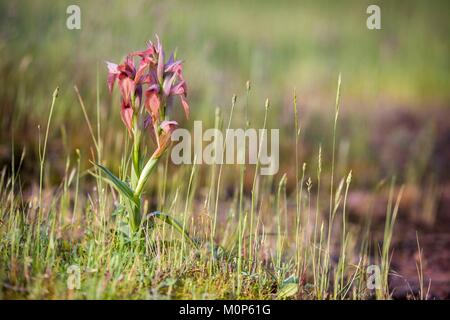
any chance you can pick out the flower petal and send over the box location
[160,120,178,133]
[170,80,186,96]
[120,100,133,133]
[106,61,120,93]
[180,95,190,119]
[165,59,182,74]
[162,73,177,97]
[156,36,165,84]
[151,121,178,159]
[134,57,150,85]
[118,77,135,105]
[130,46,154,58]
[106,61,119,74]
[145,89,161,119]
[107,73,117,93]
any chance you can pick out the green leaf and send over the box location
[277,275,299,299]
[282,274,299,285]
[277,283,298,299]
[94,163,138,206]
[147,211,197,249]
[116,221,131,239]
[111,205,125,217]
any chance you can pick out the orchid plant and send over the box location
[98,36,193,243]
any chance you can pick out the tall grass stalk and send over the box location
[312,145,322,290]
[249,98,270,272]
[236,82,251,296]
[322,73,342,298]
[211,95,236,270]
[378,181,403,299]
[36,87,58,261]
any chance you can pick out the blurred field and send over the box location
[0,0,449,299]
[1,0,449,184]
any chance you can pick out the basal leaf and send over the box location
[94,163,138,206]
[277,275,299,299]
[277,283,298,299]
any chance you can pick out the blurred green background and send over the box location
[1,0,449,189]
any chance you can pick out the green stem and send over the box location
[134,157,160,197]
[133,130,141,176]
[129,200,142,232]
[131,92,141,177]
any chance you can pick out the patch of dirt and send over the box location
[389,232,450,299]
[347,183,450,299]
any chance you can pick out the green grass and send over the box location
[0,78,409,300]
[0,0,446,300]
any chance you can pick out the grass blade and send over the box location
[94,162,138,206]
[147,211,197,249]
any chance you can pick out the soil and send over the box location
[347,183,450,299]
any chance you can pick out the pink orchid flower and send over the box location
[106,35,189,135]
[101,36,194,237]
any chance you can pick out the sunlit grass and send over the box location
[0,0,445,300]
[0,76,407,299]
